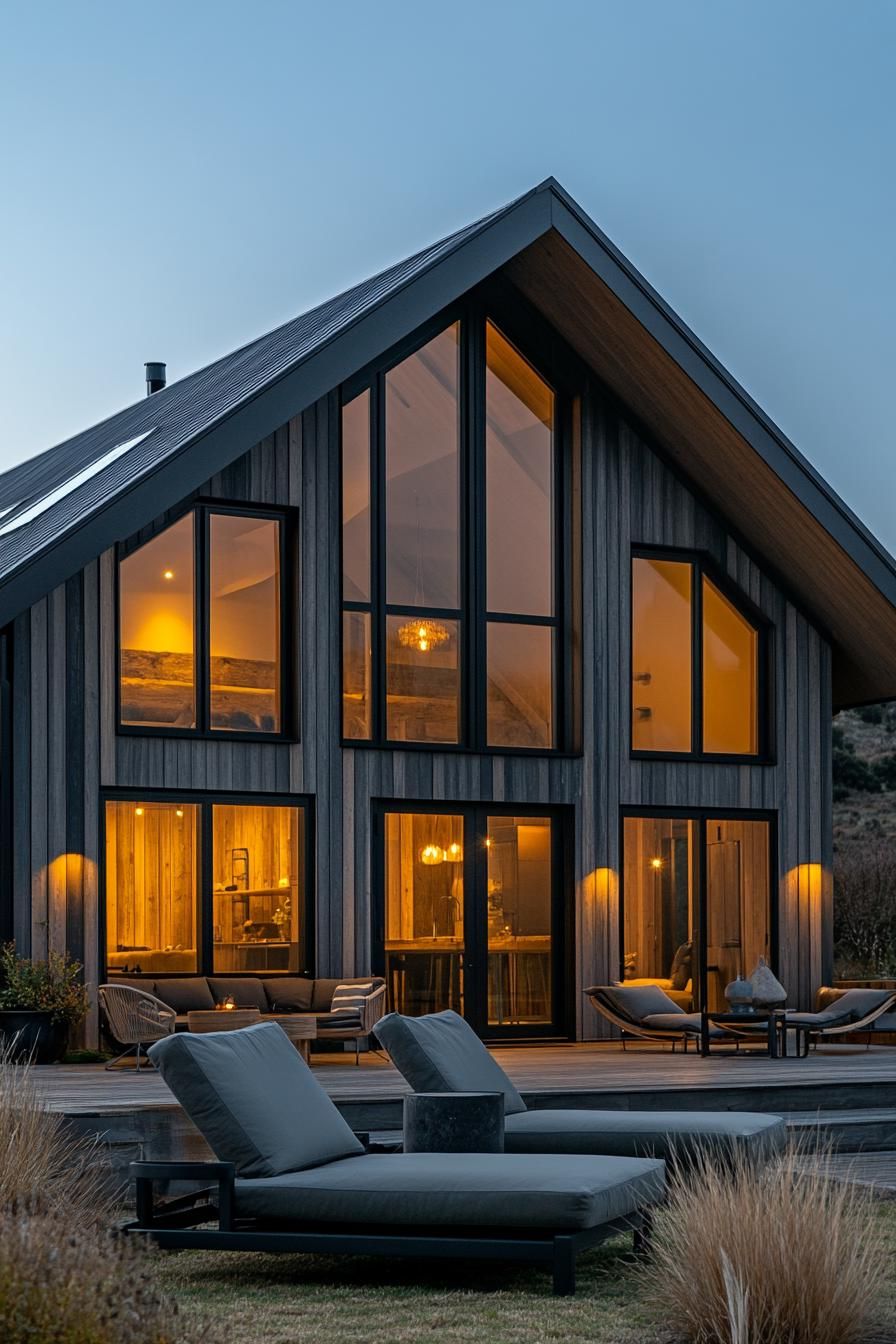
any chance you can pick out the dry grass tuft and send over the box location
[0,1206,195,1344]
[643,1139,886,1344]
[0,1039,114,1221]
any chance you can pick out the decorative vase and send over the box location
[724,976,754,1015]
[0,1011,69,1064]
[749,957,787,1008]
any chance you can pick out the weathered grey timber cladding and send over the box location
[10,357,831,1044]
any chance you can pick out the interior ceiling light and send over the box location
[397,618,450,654]
[420,844,445,865]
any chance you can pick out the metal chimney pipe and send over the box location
[145,361,166,395]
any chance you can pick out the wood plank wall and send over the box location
[10,372,833,1044]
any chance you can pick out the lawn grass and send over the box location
[154,1197,896,1344]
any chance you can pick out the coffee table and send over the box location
[700,1008,787,1058]
[270,1013,318,1063]
[187,1008,261,1033]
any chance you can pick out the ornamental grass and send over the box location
[643,1139,886,1344]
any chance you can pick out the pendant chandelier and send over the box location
[397,617,450,654]
[397,492,451,655]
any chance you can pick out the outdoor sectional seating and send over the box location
[127,1021,666,1295]
[102,973,387,1058]
[376,1009,786,1165]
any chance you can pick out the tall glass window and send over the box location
[622,813,772,1013]
[209,514,281,732]
[104,800,199,974]
[119,513,196,728]
[384,812,465,1016]
[631,554,763,757]
[212,804,304,973]
[342,313,565,750]
[119,507,288,736]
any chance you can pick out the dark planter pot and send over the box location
[0,1011,69,1064]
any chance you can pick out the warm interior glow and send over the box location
[650,857,663,870]
[105,801,199,976]
[119,512,196,728]
[445,842,463,862]
[702,576,759,754]
[631,557,692,751]
[163,569,174,580]
[420,843,445,865]
[211,803,303,974]
[397,617,451,654]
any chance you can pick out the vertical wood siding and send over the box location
[10,371,833,1043]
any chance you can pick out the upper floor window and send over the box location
[631,552,766,758]
[342,312,565,751]
[119,504,293,737]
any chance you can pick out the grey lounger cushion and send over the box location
[376,1010,527,1115]
[592,985,686,1020]
[504,1109,786,1162]
[234,1152,665,1229]
[149,1021,364,1178]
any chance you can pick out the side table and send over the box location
[403,1092,505,1153]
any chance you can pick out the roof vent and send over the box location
[145,361,166,395]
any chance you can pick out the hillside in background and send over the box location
[832,704,896,980]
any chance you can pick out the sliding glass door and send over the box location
[622,811,774,1012]
[376,806,568,1038]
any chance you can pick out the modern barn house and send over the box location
[2,178,896,1049]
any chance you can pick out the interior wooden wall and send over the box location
[10,330,833,1044]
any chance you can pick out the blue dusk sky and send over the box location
[1,2,894,546]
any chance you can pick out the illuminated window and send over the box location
[342,314,566,749]
[631,554,763,757]
[119,506,290,736]
[104,795,309,979]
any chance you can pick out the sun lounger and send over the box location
[124,1020,665,1295]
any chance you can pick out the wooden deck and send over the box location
[32,1040,896,1119]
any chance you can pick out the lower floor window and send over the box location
[104,795,310,977]
[621,812,773,1012]
[376,805,567,1037]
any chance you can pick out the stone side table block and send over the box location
[403,1092,505,1153]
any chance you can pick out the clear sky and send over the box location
[1,2,894,545]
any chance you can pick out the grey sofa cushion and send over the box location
[504,1109,786,1162]
[376,1010,527,1115]
[262,978,314,1012]
[152,978,215,1014]
[149,1022,363,1178]
[208,977,269,1013]
[311,977,386,1012]
[233,1152,665,1229]
[591,985,685,1021]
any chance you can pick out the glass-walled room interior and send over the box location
[622,813,772,1012]
[105,797,306,977]
[381,808,561,1035]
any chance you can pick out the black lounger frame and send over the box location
[124,1160,652,1296]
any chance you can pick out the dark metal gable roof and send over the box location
[2,177,895,707]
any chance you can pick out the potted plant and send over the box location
[0,944,89,1063]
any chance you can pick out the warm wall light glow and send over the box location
[650,857,663,870]
[485,836,492,849]
[175,807,184,818]
[163,569,174,580]
[445,842,463,862]
[420,844,445,866]
[135,806,144,816]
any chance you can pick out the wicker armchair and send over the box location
[98,984,176,1070]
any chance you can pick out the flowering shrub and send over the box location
[0,944,89,1028]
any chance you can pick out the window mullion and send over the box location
[372,374,386,744]
[466,312,485,749]
[197,507,209,733]
[693,564,703,755]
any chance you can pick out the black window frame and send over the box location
[99,787,314,982]
[619,805,779,1015]
[371,798,574,1041]
[116,498,299,742]
[340,290,577,755]
[630,545,774,763]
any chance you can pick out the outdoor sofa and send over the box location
[101,973,387,1059]
[126,1021,666,1295]
[377,1009,785,1164]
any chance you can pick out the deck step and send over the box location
[787,1107,896,1152]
